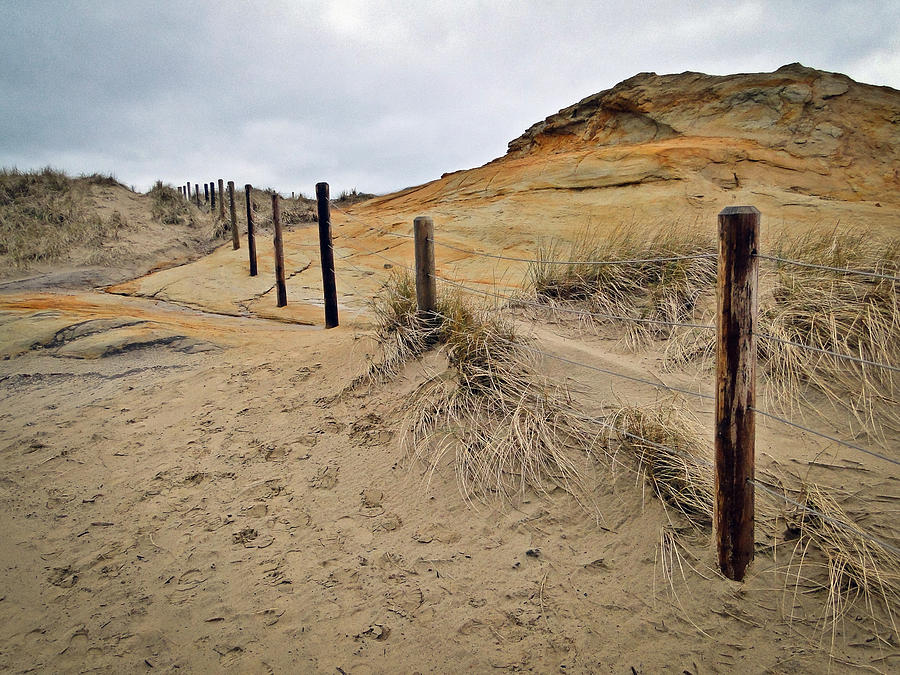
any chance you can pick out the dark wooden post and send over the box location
[272,193,287,307]
[186,182,191,203]
[715,205,759,582]
[210,182,216,210]
[217,179,225,219]
[194,183,201,206]
[228,181,240,250]
[413,216,436,322]
[245,184,257,276]
[178,186,183,197]
[204,183,209,203]
[315,182,339,328]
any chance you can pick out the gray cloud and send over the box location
[1,0,897,195]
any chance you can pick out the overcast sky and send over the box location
[1,1,897,195]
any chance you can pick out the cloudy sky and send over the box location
[1,1,897,195]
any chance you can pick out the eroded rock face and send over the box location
[502,63,899,202]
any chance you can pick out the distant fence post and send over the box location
[186,181,191,203]
[413,216,436,324]
[272,193,287,307]
[245,184,257,276]
[194,183,200,206]
[217,179,225,219]
[210,182,216,211]
[228,181,240,250]
[204,183,209,203]
[315,182,339,328]
[178,186,183,197]
[715,205,759,582]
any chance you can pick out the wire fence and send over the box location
[315,202,900,566]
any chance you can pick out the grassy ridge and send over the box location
[0,167,126,266]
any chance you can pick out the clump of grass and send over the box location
[774,481,900,645]
[603,404,714,527]
[336,188,374,205]
[0,167,119,266]
[367,271,600,503]
[148,181,197,227]
[528,226,716,348]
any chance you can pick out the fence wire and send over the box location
[756,332,900,373]
[752,407,900,468]
[751,479,900,555]
[755,253,900,283]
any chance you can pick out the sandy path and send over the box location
[0,290,895,672]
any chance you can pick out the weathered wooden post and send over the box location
[178,186,183,197]
[245,184,257,276]
[413,216,437,324]
[204,183,209,203]
[315,182,339,328]
[228,181,240,250]
[186,181,191,203]
[194,184,201,206]
[217,179,225,219]
[272,193,287,307]
[210,182,216,211]
[715,205,759,582]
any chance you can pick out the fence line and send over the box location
[750,479,900,555]
[756,333,900,373]
[168,182,899,578]
[755,253,900,283]
[430,238,718,266]
[751,407,900,468]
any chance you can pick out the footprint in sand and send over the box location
[309,464,339,489]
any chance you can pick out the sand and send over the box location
[0,274,896,672]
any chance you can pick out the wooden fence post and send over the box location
[413,216,436,323]
[178,186,183,197]
[228,181,240,250]
[245,184,257,276]
[210,182,216,211]
[217,179,225,220]
[315,182,339,328]
[194,184,200,206]
[715,205,759,582]
[272,193,287,307]
[204,183,209,203]
[186,182,191,203]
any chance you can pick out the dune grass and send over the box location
[148,181,198,227]
[0,167,125,266]
[529,227,899,433]
[528,225,717,348]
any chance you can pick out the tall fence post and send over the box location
[228,181,240,250]
[210,182,216,211]
[413,216,436,324]
[245,184,257,276]
[204,183,209,203]
[272,193,287,307]
[217,179,225,220]
[194,183,200,206]
[715,205,759,582]
[187,181,191,203]
[315,182,339,328]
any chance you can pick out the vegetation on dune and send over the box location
[529,227,900,433]
[366,271,899,638]
[148,180,197,227]
[0,167,126,266]
[528,226,717,348]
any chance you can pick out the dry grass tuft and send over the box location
[528,226,717,348]
[366,271,601,503]
[603,404,714,528]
